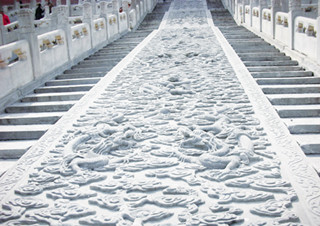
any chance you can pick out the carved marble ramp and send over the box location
[0,0,319,225]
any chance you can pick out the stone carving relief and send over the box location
[0,0,314,225]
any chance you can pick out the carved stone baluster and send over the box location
[100,1,109,41]
[122,0,130,30]
[288,0,302,49]
[288,0,301,12]
[52,6,71,60]
[83,2,93,48]
[259,0,268,32]
[14,0,21,10]
[66,0,71,17]
[318,0,320,64]
[281,0,288,12]
[0,14,6,46]
[30,0,37,9]
[17,9,40,79]
[91,0,96,15]
[271,0,280,39]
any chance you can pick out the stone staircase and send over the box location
[0,0,172,176]
[209,2,320,175]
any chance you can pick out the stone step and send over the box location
[219,26,248,32]
[252,71,313,78]
[267,93,320,105]
[237,52,286,58]
[232,45,278,53]
[79,59,121,65]
[261,84,320,94]
[69,66,111,72]
[223,33,258,39]
[283,117,320,134]
[256,77,320,85]
[5,101,76,113]
[34,84,93,93]
[45,78,100,86]
[86,55,127,60]
[56,72,105,79]
[0,124,51,140]
[0,140,37,159]
[21,92,86,102]
[293,134,320,154]
[95,48,132,54]
[230,42,271,48]
[248,66,304,72]
[0,112,64,125]
[275,104,320,118]
[244,60,298,67]
[72,63,116,69]
[240,55,291,61]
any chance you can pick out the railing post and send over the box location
[317,0,320,64]
[112,0,121,34]
[249,0,254,27]
[90,0,96,15]
[259,0,267,32]
[14,1,21,10]
[241,0,246,24]
[281,0,288,12]
[317,16,320,64]
[122,0,130,29]
[52,5,71,61]
[30,0,37,9]
[100,1,110,41]
[66,0,72,16]
[17,9,40,79]
[288,0,302,50]
[83,2,93,49]
[271,0,280,39]
[0,15,6,45]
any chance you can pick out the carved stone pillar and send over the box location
[259,0,268,32]
[249,0,254,27]
[122,0,130,29]
[17,9,40,79]
[90,0,96,15]
[271,0,280,39]
[30,0,37,9]
[14,0,21,10]
[259,0,267,8]
[289,0,301,12]
[83,2,93,48]
[288,0,302,49]
[0,14,5,45]
[52,6,71,60]
[66,0,71,16]
[131,0,137,10]
[280,0,288,12]
[112,0,120,14]
[100,1,109,40]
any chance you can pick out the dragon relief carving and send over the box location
[0,4,306,225]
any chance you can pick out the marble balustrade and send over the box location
[0,0,157,102]
[221,0,320,65]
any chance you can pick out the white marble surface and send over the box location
[0,0,319,225]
